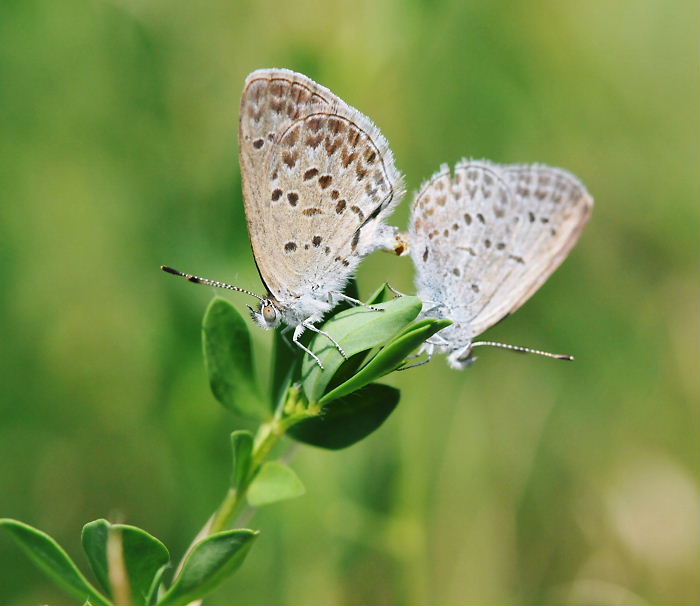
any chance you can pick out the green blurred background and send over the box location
[1,0,697,604]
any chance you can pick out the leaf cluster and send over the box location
[1,283,449,604]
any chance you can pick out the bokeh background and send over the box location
[1,1,697,604]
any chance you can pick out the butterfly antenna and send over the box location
[471,340,574,361]
[161,266,263,301]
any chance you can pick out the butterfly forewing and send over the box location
[410,160,592,339]
[239,68,404,301]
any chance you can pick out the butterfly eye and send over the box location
[262,303,278,324]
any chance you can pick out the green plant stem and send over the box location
[172,388,312,581]
[208,417,284,534]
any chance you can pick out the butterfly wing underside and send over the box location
[239,68,404,302]
[410,160,593,339]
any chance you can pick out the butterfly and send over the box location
[407,159,593,369]
[162,68,405,369]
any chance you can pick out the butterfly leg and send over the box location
[292,324,324,370]
[278,325,295,352]
[329,291,384,312]
[426,333,450,346]
[385,284,406,298]
[421,302,445,318]
[302,320,348,360]
[397,343,435,371]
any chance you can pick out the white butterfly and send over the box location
[163,68,405,369]
[408,159,593,369]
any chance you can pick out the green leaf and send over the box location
[247,462,306,507]
[82,520,170,606]
[0,518,111,606]
[302,296,422,402]
[320,318,452,404]
[157,530,257,606]
[81,520,112,598]
[202,297,265,419]
[288,383,400,449]
[230,430,253,489]
[365,283,396,305]
[117,524,170,605]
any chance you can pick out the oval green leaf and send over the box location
[116,524,170,605]
[320,318,452,404]
[202,297,265,419]
[247,461,306,507]
[0,518,111,606]
[302,296,422,402]
[157,529,258,606]
[81,520,112,598]
[82,520,170,606]
[288,383,400,449]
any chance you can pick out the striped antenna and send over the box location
[470,340,574,361]
[161,266,263,301]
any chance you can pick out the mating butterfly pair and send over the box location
[163,69,593,370]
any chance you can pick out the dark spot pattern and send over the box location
[307,117,323,132]
[271,188,282,201]
[305,134,323,149]
[303,168,319,180]
[282,151,296,168]
[312,235,322,247]
[350,205,364,221]
[341,150,356,168]
[325,138,341,155]
[284,242,297,253]
[287,192,299,206]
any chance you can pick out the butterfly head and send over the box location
[249,298,282,329]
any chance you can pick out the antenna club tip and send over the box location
[561,355,575,361]
[161,265,178,275]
